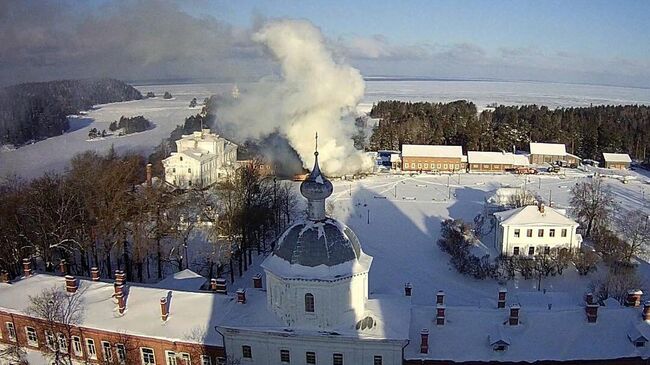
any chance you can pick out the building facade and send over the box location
[529,142,580,166]
[603,153,632,169]
[467,151,529,172]
[401,145,465,172]
[493,204,582,256]
[162,129,237,189]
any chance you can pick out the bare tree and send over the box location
[589,266,643,304]
[617,209,650,262]
[570,177,617,237]
[26,285,86,365]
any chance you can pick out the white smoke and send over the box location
[218,20,373,176]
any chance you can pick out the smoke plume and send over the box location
[218,20,373,176]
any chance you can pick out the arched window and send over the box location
[305,293,315,312]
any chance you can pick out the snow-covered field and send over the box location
[3,80,650,180]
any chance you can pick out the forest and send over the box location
[0,79,142,146]
[109,115,152,134]
[369,101,650,161]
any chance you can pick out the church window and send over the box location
[305,293,315,312]
[242,346,252,359]
[333,353,343,365]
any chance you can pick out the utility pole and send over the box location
[448,175,451,200]
[549,189,552,206]
[367,209,370,224]
[394,184,397,198]
[539,177,541,189]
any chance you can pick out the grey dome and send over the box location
[274,218,362,267]
[300,151,333,202]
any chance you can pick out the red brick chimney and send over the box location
[65,275,77,294]
[498,288,507,308]
[216,278,227,294]
[160,297,169,321]
[59,259,67,275]
[404,283,412,297]
[436,290,445,305]
[586,303,598,323]
[436,304,446,326]
[116,292,126,315]
[91,267,100,281]
[146,163,153,188]
[420,328,429,354]
[22,258,32,277]
[253,274,263,289]
[509,304,520,326]
[626,290,643,307]
[236,288,246,304]
[0,270,9,284]
[643,301,650,321]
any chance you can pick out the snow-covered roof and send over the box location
[154,269,207,291]
[406,304,650,362]
[603,153,632,163]
[467,151,529,166]
[402,144,464,158]
[530,142,567,156]
[493,205,578,227]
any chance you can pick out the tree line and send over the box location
[369,100,650,161]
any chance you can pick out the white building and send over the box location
[603,152,632,169]
[493,203,582,256]
[162,129,237,189]
[218,149,409,365]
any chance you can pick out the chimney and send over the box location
[146,163,153,187]
[420,328,429,354]
[0,270,9,284]
[65,275,77,294]
[252,274,263,289]
[216,278,227,294]
[539,202,545,214]
[210,278,217,292]
[236,288,246,304]
[585,303,598,323]
[160,297,169,321]
[116,292,126,315]
[585,292,594,305]
[643,301,650,321]
[436,290,445,305]
[22,258,32,277]
[59,259,67,275]
[91,267,100,281]
[509,304,520,326]
[626,290,643,307]
[404,283,412,297]
[498,288,507,308]
[436,304,446,325]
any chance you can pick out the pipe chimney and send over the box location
[146,163,153,188]
[404,283,412,297]
[643,301,650,321]
[59,259,67,275]
[0,270,9,284]
[539,202,545,214]
[585,303,598,323]
[436,290,445,305]
[436,304,446,325]
[160,297,169,321]
[236,288,246,304]
[253,274,263,289]
[509,304,520,326]
[420,328,429,354]
[209,278,217,292]
[91,267,100,281]
[22,258,32,278]
[65,275,77,294]
[216,278,227,294]
[116,292,126,315]
[498,288,507,308]
[626,290,643,307]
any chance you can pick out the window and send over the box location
[374,355,383,365]
[6,322,16,341]
[549,229,555,237]
[26,327,38,347]
[443,163,448,169]
[417,163,422,168]
[424,163,428,168]
[306,352,316,364]
[528,247,535,256]
[188,168,192,173]
[636,341,646,348]
[172,168,176,173]
[544,247,550,255]
[280,349,290,363]
[45,330,56,350]
[58,333,68,353]
[72,336,83,356]
[166,351,178,365]
[561,229,567,237]
[513,247,519,255]
[242,345,252,359]
[437,163,442,169]
[526,229,533,237]
[514,229,520,238]
[333,353,343,365]
[141,348,156,364]
[455,164,460,169]
[201,355,213,365]
[116,344,127,363]
[180,156,183,161]
[305,293,315,313]
[538,229,544,237]
[102,341,113,363]
[180,353,190,365]
[86,338,97,359]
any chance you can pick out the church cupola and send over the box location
[300,134,333,221]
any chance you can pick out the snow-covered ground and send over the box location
[3,80,650,179]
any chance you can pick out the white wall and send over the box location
[498,224,579,256]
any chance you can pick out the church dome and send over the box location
[299,151,333,202]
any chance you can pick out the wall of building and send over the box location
[0,311,223,365]
[530,154,566,165]
[404,357,646,364]
[498,224,578,256]
[468,163,513,172]
[402,157,463,172]
[605,162,629,169]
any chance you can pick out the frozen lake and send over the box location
[2,80,650,179]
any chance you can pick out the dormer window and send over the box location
[636,340,646,348]
[305,293,314,312]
